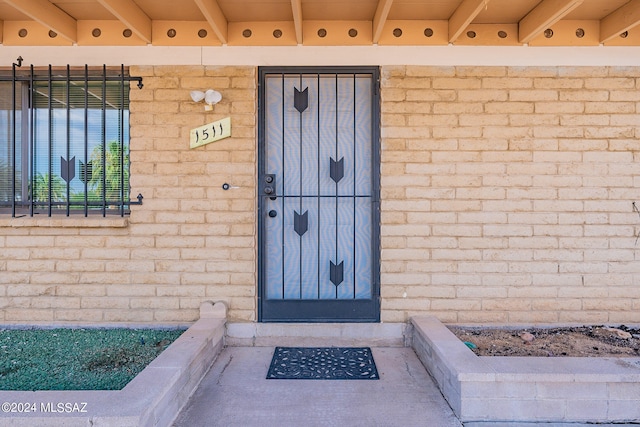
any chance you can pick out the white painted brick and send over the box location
[432,249,481,260]
[483,274,532,287]
[534,249,583,261]
[509,237,558,249]
[559,262,608,274]
[508,213,558,224]
[457,287,507,298]
[484,225,533,237]
[559,237,608,249]
[509,262,559,274]
[532,274,583,287]
[432,225,482,237]
[558,213,607,224]
[459,237,507,249]
[483,249,534,261]
[431,274,482,286]
[458,262,508,273]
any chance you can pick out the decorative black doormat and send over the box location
[266,347,379,380]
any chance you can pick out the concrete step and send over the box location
[225,322,410,347]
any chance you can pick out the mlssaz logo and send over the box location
[40,402,88,413]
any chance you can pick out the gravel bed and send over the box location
[0,328,184,391]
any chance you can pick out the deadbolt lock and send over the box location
[263,174,276,198]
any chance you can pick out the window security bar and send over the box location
[1,59,143,217]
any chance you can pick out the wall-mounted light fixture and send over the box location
[190,89,222,111]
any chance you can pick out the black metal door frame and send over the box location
[257,66,381,322]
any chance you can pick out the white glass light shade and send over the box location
[190,90,205,102]
[204,89,222,105]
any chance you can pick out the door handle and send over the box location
[268,210,277,218]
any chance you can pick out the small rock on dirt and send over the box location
[604,328,632,340]
[518,331,535,344]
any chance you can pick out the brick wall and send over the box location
[0,65,257,323]
[380,66,640,324]
[1,65,639,325]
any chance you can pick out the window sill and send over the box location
[0,217,129,228]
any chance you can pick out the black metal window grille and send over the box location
[0,63,142,217]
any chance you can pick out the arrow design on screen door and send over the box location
[330,157,344,183]
[329,154,345,287]
[330,260,344,286]
[294,210,308,236]
[294,87,308,113]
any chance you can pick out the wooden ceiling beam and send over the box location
[449,0,491,43]
[518,0,583,44]
[97,0,151,43]
[291,0,303,44]
[373,0,394,44]
[600,0,640,43]
[4,0,77,43]
[194,0,228,44]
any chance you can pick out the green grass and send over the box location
[0,328,185,391]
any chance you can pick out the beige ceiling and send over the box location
[0,0,639,47]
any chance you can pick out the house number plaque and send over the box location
[190,117,231,149]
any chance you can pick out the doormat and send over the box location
[266,347,379,380]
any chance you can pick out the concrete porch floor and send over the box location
[172,345,463,427]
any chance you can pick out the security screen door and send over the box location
[258,67,380,322]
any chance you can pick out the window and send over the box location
[0,65,141,217]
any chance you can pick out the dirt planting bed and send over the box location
[449,325,640,357]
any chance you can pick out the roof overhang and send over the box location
[0,0,639,48]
